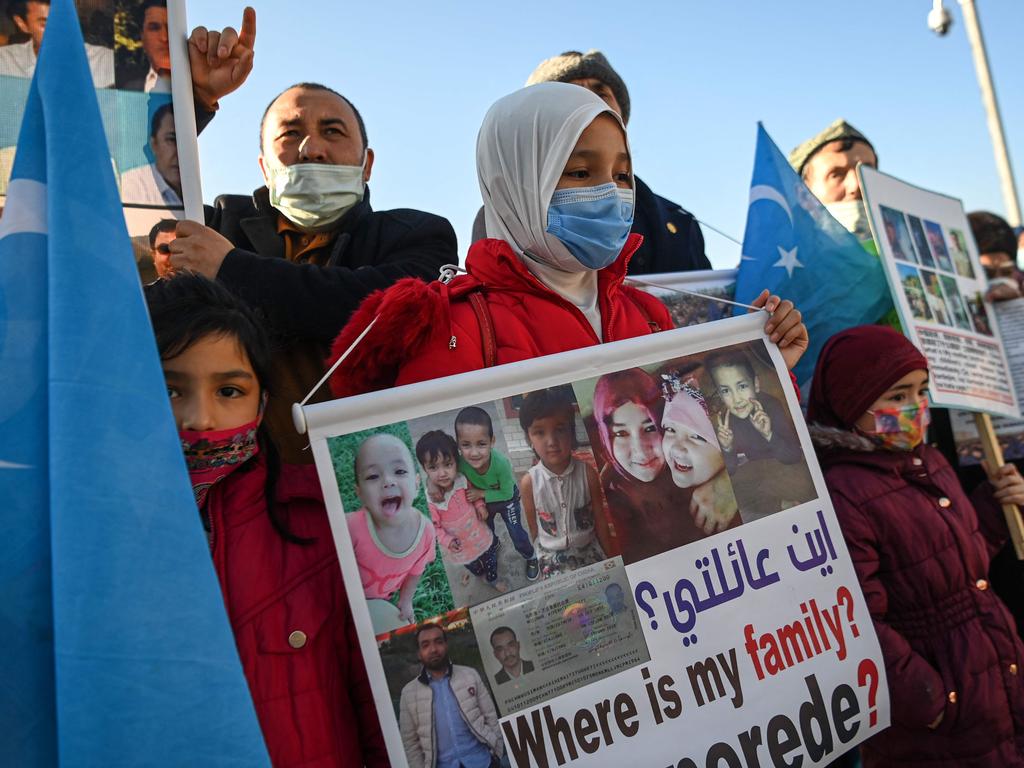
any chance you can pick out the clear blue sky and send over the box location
[189,0,1024,269]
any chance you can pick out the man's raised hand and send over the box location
[189,6,256,112]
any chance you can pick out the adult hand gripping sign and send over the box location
[165,219,235,278]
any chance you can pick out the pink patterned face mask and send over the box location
[863,402,930,451]
[180,419,260,507]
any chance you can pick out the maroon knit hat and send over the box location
[807,325,928,430]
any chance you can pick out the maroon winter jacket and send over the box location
[812,427,1024,767]
[206,454,389,767]
[327,234,672,398]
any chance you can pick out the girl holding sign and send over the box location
[808,324,1024,768]
[327,82,807,399]
[146,275,387,768]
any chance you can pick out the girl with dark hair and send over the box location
[591,368,704,564]
[145,273,386,768]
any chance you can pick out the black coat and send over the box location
[206,186,457,343]
[469,176,709,275]
[629,176,710,274]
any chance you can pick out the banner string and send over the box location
[441,263,764,312]
[625,276,767,313]
[297,261,761,410]
[695,217,743,247]
[299,315,380,406]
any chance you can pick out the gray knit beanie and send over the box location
[525,50,631,124]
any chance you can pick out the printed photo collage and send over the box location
[326,339,818,758]
[0,1,185,282]
[879,204,992,336]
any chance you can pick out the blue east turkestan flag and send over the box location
[0,1,268,764]
[734,123,894,389]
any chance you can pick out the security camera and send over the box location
[928,1,953,36]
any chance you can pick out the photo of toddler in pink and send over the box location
[346,433,436,635]
[415,430,508,593]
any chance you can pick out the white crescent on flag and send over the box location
[748,184,793,226]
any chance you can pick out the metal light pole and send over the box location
[930,0,1021,227]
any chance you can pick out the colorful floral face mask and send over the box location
[180,418,260,507]
[863,402,930,451]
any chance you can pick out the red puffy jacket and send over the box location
[813,429,1024,767]
[328,234,672,397]
[206,454,389,767]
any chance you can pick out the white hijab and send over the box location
[476,82,629,339]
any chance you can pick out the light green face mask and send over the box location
[266,158,366,231]
[825,199,873,243]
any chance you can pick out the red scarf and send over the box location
[180,418,260,508]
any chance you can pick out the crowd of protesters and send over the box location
[119,7,1024,767]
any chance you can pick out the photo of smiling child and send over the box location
[707,350,802,467]
[517,387,611,579]
[345,432,438,635]
[703,344,816,522]
[660,371,741,535]
[455,407,541,581]
[415,430,508,594]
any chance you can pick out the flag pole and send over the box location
[973,412,1024,559]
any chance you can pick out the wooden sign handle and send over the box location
[973,412,1024,559]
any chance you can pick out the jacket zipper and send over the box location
[511,264,603,345]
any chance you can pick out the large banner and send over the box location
[0,0,201,282]
[302,313,888,768]
[860,165,1019,419]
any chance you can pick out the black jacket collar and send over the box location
[239,185,374,264]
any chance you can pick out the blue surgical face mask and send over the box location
[546,183,635,270]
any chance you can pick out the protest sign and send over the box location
[952,297,1024,466]
[300,313,888,768]
[0,0,201,282]
[859,166,1020,419]
[629,268,738,327]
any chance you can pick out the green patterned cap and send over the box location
[789,119,875,176]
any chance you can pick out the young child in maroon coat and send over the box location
[808,325,1024,768]
[146,274,387,768]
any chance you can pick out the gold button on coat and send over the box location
[288,630,307,649]
[947,691,957,704]
[666,222,678,234]
[976,579,989,591]
[938,497,951,508]
[1010,664,1019,675]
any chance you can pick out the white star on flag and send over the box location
[773,245,803,277]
